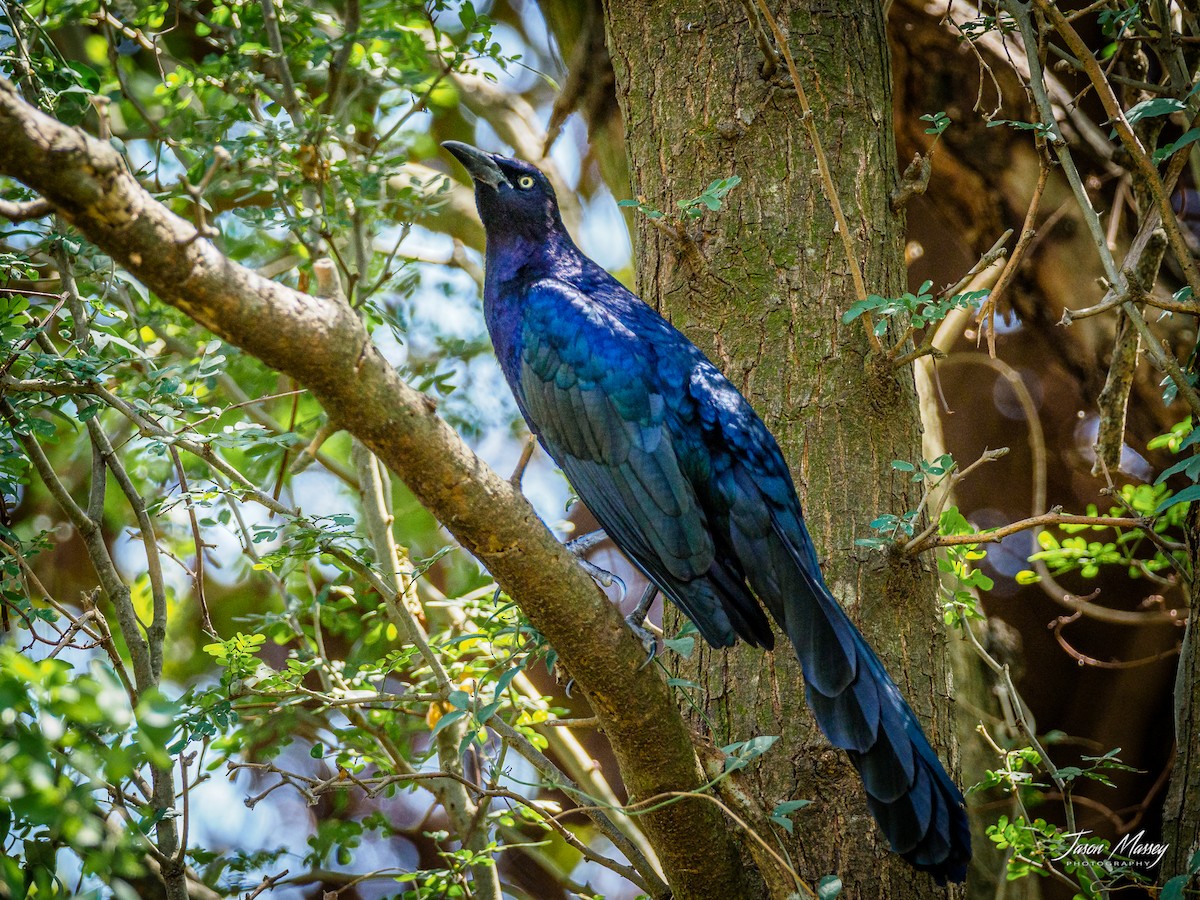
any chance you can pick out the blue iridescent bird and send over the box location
[443,141,971,883]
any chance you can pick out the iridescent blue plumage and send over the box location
[443,141,971,884]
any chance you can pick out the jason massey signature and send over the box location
[1053,830,1169,869]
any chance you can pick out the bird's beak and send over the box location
[442,141,511,190]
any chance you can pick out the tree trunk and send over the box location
[602,3,958,896]
[1163,504,1200,877]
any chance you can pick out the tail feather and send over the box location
[759,524,972,885]
[804,667,883,754]
[853,705,918,803]
[869,763,931,854]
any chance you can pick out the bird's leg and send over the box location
[565,529,607,555]
[491,526,625,609]
[565,530,626,602]
[626,584,660,667]
[509,433,538,489]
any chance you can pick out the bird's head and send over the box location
[442,141,564,245]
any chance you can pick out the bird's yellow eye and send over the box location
[518,175,535,189]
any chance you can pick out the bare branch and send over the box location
[0,196,50,221]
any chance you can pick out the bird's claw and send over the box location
[626,613,659,668]
[577,559,627,602]
[566,530,627,602]
[625,584,660,668]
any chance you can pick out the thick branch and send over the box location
[0,78,731,899]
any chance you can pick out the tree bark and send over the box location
[602,3,959,896]
[1164,504,1200,877]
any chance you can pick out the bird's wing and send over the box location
[515,278,765,647]
[685,362,969,882]
[677,362,857,691]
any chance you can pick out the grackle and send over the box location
[443,141,971,883]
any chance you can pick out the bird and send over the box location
[442,140,971,884]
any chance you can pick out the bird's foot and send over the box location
[625,614,659,668]
[565,529,608,556]
[578,559,626,601]
[566,530,626,602]
[626,585,661,668]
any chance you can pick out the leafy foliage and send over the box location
[618,175,742,222]
[842,282,988,338]
[0,2,642,896]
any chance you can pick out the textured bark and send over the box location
[0,78,745,899]
[1164,505,1200,877]
[602,3,958,897]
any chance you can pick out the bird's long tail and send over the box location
[759,524,972,884]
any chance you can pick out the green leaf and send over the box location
[662,633,695,658]
[721,735,779,772]
[1155,484,1200,515]
[817,875,843,899]
[768,798,811,834]
[841,296,884,323]
[493,667,520,698]
[475,700,501,722]
[1124,97,1186,129]
[430,708,467,736]
[1153,127,1200,162]
[1155,453,1200,484]
[666,677,699,689]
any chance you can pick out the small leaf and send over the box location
[1155,453,1200,484]
[662,634,695,658]
[1124,97,1186,127]
[493,667,520,697]
[430,708,467,736]
[1161,876,1186,900]
[1153,127,1200,162]
[475,700,501,722]
[771,799,811,816]
[817,875,843,900]
[1155,484,1200,515]
[667,677,699,689]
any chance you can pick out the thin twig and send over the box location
[0,292,67,380]
[0,196,50,221]
[168,447,216,638]
[738,0,779,78]
[912,510,1144,550]
[1033,0,1200,306]
[976,138,1050,357]
[1050,612,1182,669]
[571,788,814,899]
[257,0,302,127]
